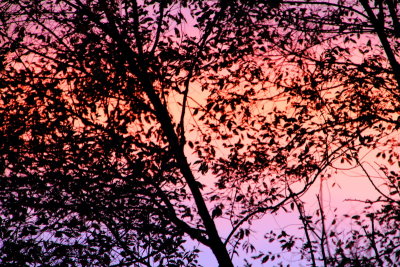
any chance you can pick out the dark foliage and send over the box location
[0,0,399,266]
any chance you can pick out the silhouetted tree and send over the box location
[0,0,398,266]
[245,0,400,265]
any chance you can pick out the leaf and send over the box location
[261,255,270,263]
[235,195,244,202]
[211,206,222,218]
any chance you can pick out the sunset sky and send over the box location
[0,0,399,266]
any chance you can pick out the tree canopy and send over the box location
[0,0,399,266]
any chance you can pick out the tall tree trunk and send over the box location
[360,0,400,89]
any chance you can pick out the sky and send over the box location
[1,1,399,266]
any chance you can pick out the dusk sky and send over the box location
[0,0,399,266]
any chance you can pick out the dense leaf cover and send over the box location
[0,0,399,266]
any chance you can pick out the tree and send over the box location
[244,0,400,265]
[0,0,399,266]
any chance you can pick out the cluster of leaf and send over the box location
[0,57,196,265]
[0,0,200,265]
[240,0,400,265]
[327,169,400,266]
[0,0,400,265]
[194,0,400,264]
[251,169,399,267]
